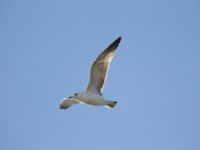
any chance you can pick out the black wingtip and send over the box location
[115,36,122,43]
[102,36,122,53]
[108,36,122,49]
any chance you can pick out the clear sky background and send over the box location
[1,0,200,150]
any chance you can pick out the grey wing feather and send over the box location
[60,98,79,109]
[86,36,121,95]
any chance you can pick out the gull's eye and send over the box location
[74,93,78,96]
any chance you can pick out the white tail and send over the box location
[105,101,117,108]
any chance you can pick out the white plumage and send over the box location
[60,36,121,109]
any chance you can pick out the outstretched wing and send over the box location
[86,36,121,95]
[60,98,79,109]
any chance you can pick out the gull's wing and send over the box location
[60,98,79,109]
[86,36,121,95]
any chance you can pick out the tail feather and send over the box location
[106,101,117,108]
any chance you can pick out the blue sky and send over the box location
[1,0,200,150]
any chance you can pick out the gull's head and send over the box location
[68,92,86,99]
[68,92,79,98]
[74,93,80,96]
[74,93,79,96]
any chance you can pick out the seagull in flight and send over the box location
[60,36,121,109]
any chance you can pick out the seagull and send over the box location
[60,36,121,109]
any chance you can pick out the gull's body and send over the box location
[60,36,121,109]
